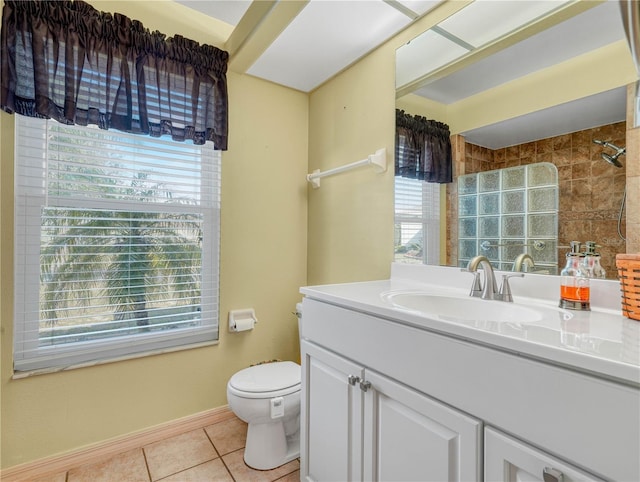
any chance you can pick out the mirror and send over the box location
[395,0,638,279]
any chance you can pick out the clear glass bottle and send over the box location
[559,241,590,311]
[583,241,606,279]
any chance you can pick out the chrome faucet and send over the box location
[465,255,524,302]
[466,256,499,300]
[513,253,534,272]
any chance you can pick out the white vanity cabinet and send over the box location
[301,339,482,482]
[361,367,481,481]
[301,340,364,481]
[299,295,640,482]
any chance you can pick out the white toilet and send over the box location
[226,360,301,470]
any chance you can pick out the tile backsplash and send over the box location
[448,121,627,279]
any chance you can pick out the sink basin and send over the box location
[384,293,571,324]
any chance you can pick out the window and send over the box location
[394,177,441,265]
[14,116,220,372]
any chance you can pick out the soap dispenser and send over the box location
[583,241,606,279]
[559,241,590,311]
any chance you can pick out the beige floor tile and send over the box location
[67,448,149,482]
[30,472,68,482]
[156,458,233,482]
[144,428,218,481]
[205,416,248,455]
[223,448,300,482]
[274,469,300,481]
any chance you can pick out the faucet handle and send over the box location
[461,269,483,297]
[499,273,524,302]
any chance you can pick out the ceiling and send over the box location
[440,1,632,148]
[400,2,625,103]
[174,1,252,27]
[175,0,443,92]
[173,0,636,149]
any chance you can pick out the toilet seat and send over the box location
[228,361,300,399]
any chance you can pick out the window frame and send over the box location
[394,176,441,266]
[13,116,221,372]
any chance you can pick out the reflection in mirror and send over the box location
[394,110,452,266]
[444,121,626,280]
[456,163,558,274]
[394,0,637,280]
[394,176,441,265]
[395,0,579,96]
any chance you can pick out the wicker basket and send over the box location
[616,254,640,321]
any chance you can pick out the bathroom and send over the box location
[1,0,639,479]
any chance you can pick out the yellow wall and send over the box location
[305,0,461,286]
[396,94,447,120]
[0,3,308,469]
[306,48,396,285]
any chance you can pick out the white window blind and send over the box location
[394,177,441,265]
[14,116,220,371]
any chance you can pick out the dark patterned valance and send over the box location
[1,0,228,148]
[396,109,452,183]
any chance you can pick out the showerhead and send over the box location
[593,139,625,168]
[602,152,624,168]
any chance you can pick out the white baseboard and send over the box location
[1,405,235,482]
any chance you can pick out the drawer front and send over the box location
[485,427,604,482]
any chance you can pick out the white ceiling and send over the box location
[173,0,635,149]
[175,0,443,92]
[395,0,577,89]
[408,2,626,104]
[246,1,412,92]
[175,0,252,26]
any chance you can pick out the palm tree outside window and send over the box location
[14,117,220,371]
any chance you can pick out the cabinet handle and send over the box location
[359,380,372,392]
[347,375,360,386]
[543,467,564,482]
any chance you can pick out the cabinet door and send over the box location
[300,340,364,482]
[485,427,604,482]
[362,369,482,482]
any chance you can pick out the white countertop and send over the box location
[301,264,640,386]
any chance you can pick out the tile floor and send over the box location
[33,416,300,482]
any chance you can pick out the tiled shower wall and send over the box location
[448,121,627,279]
[626,84,640,254]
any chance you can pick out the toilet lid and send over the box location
[229,361,300,393]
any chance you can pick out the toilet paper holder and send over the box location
[229,308,258,332]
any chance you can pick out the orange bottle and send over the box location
[560,284,590,302]
[559,241,590,311]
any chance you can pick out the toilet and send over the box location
[226,360,301,470]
